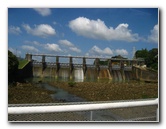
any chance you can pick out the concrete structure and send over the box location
[25,53,146,81]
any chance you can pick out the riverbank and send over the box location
[8,81,158,104]
[49,81,158,101]
[8,82,58,104]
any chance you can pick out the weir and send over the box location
[25,54,145,81]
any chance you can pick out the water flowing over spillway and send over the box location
[58,68,70,80]
[73,68,84,82]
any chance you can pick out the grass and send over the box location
[18,60,29,69]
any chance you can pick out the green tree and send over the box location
[8,50,19,82]
[146,48,158,70]
[135,48,149,59]
[135,48,158,70]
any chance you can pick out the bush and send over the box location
[8,50,19,82]
[68,81,76,87]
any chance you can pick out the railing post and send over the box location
[156,107,159,121]
[90,111,93,121]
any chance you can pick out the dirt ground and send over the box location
[49,81,158,101]
[8,81,158,104]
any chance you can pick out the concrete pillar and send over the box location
[82,57,87,77]
[95,58,100,79]
[69,57,73,79]
[108,59,112,69]
[42,55,46,74]
[55,56,60,78]
[42,55,45,63]
[108,59,112,80]
[25,54,32,61]
[120,60,125,80]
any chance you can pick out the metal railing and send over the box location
[8,98,158,121]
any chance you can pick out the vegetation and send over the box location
[18,59,29,69]
[8,50,19,82]
[68,81,76,87]
[135,48,158,70]
[97,55,127,65]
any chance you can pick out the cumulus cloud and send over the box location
[88,45,113,57]
[44,43,62,52]
[59,39,74,47]
[115,49,128,56]
[9,47,21,56]
[21,45,39,53]
[69,17,139,42]
[59,39,81,53]
[24,40,43,46]
[69,47,81,53]
[147,24,158,43]
[87,46,128,57]
[33,8,51,16]
[22,24,56,38]
[9,26,22,35]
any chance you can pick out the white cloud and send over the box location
[9,47,21,56]
[103,47,114,55]
[147,24,158,43]
[33,8,51,16]
[22,24,56,38]
[21,45,39,53]
[59,39,81,53]
[9,26,22,35]
[69,17,139,42]
[88,45,113,57]
[45,43,62,52]
[87,46,128,57]
[115,49,128,56]
[24,40,42,46]
[69,47,81,53]
[59,39,74,47]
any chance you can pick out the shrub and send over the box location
[68,81,76,87]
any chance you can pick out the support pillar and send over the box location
[42,55,46,76]
[120,60,125,80]
[55,56,60,79]
[25,53,32,61]
[82,57,87,78]
[108,59,112,80]
[95,58,100,79]
[69,57,73,79]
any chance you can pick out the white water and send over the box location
[74,68,84,82]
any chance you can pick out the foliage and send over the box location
[68,81,76,87]
[112,55,127,59]
[18,60,29,69]
[135,48,158,70]
[8,50,19,82]
[95,55,127,65]
[135,48,149,59]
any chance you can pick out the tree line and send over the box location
[135,48,158,70]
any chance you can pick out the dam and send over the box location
[24,53,147,82]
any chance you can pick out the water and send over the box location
[73,68,84,82]
[37,83,85,102]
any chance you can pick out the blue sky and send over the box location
[8,8,158,62]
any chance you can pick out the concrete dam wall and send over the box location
[23,54,157,82]
[31,62,134,82]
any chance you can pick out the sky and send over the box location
[8,8,158,63]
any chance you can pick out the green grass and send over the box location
[18,60,29,69]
